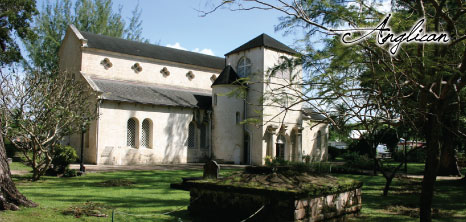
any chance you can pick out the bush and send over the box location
[51,145,78,174]
[341,152,374,170]
[392,148,426,163]
[348,138,373,157]
[4,138,17,158]
[328,146,345,160]
[63,169,78,177]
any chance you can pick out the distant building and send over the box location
[350,130,367,140]
[60,25,328,165]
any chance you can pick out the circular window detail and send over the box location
[210,74,217,82]
[132,63,143,73]
[160,67,170,77]
[100,58,112,69]
[237,57,252,78]
[186,71,195,80]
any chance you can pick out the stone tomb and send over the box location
[171,166,362,222]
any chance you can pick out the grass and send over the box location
[2,163,237,222]
[2,161,465,222]
[336,174,466,222]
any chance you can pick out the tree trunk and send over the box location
[383,176,393,196]
[419,121,442,222]
[437,126,461,176]
[0,126,37,210]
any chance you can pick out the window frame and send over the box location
[237,57,252,78]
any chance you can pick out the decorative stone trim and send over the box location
[266,124,279,133]
[131,63,143,73]
[186,71,195,80]
[160,67,170,77]
[100,58,112,69]
[210,74,217,82]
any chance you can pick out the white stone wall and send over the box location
[81,49,221,91]
[211,85,245,164]
[84,101,210,165]
[301,121,329,162]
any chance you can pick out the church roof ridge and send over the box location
[225,33,298,56]
[77,29,225,70]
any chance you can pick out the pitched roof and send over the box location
[302,108,327,121]
[211,65,242,86]
[87,76,212,109]
[225,33,298,56]
[80,31,225,70]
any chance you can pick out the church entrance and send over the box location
[276,135,285,159]
[243,133,250,164]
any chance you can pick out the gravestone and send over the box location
[203,160,220,179]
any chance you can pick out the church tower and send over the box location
[212,34,302,165]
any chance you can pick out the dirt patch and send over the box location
[63,201,111,218]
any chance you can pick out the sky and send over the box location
[35,0,303,57]
[33,0,392,57]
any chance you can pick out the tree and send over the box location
[0,0,37,210]
[0,70,97,181]
[0,0,37,64]
[23,0,146,72]
[202,1,466,221]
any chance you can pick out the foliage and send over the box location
[392,149,427,163]
[0,0,37,65]
[51,145,78,174]
[0,70,97,181]
[23,0,146,72]
[327,145,344,160]
[341,153,374,171]
[4,137,17,158]
[376,128,399,153]
[63,169,78,178]
[348,138,372,157]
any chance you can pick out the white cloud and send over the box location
[193,48,215,56]
[166,42,186,50]
[166,43,215,56]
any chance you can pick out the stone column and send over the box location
[266,125,278,157]
[296,126,304,162]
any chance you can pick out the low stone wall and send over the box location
[187,185,362,222]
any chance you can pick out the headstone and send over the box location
[203,160,220,179]
[7,158,12,164]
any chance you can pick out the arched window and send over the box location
[237,57,252,78]
[200,123,208,149]
[141,119,152,148]
[316,131,322,150]
[127,118,138,148]
[188,122,196,149]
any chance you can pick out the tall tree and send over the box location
[23,0,146,72]
[202,1,466,221]
[0,0,37,210]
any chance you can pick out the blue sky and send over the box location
[37,0,303,57]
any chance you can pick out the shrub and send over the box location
[4,138,17,158]
[348,138,373,157]
[328,146,345,160]
[392,148,426,163]
[51,145,78,174]
[63,169,78,177]
[341,152,374,170]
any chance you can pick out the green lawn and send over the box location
[1,162,465,222]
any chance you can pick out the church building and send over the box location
[59,25,328,165]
